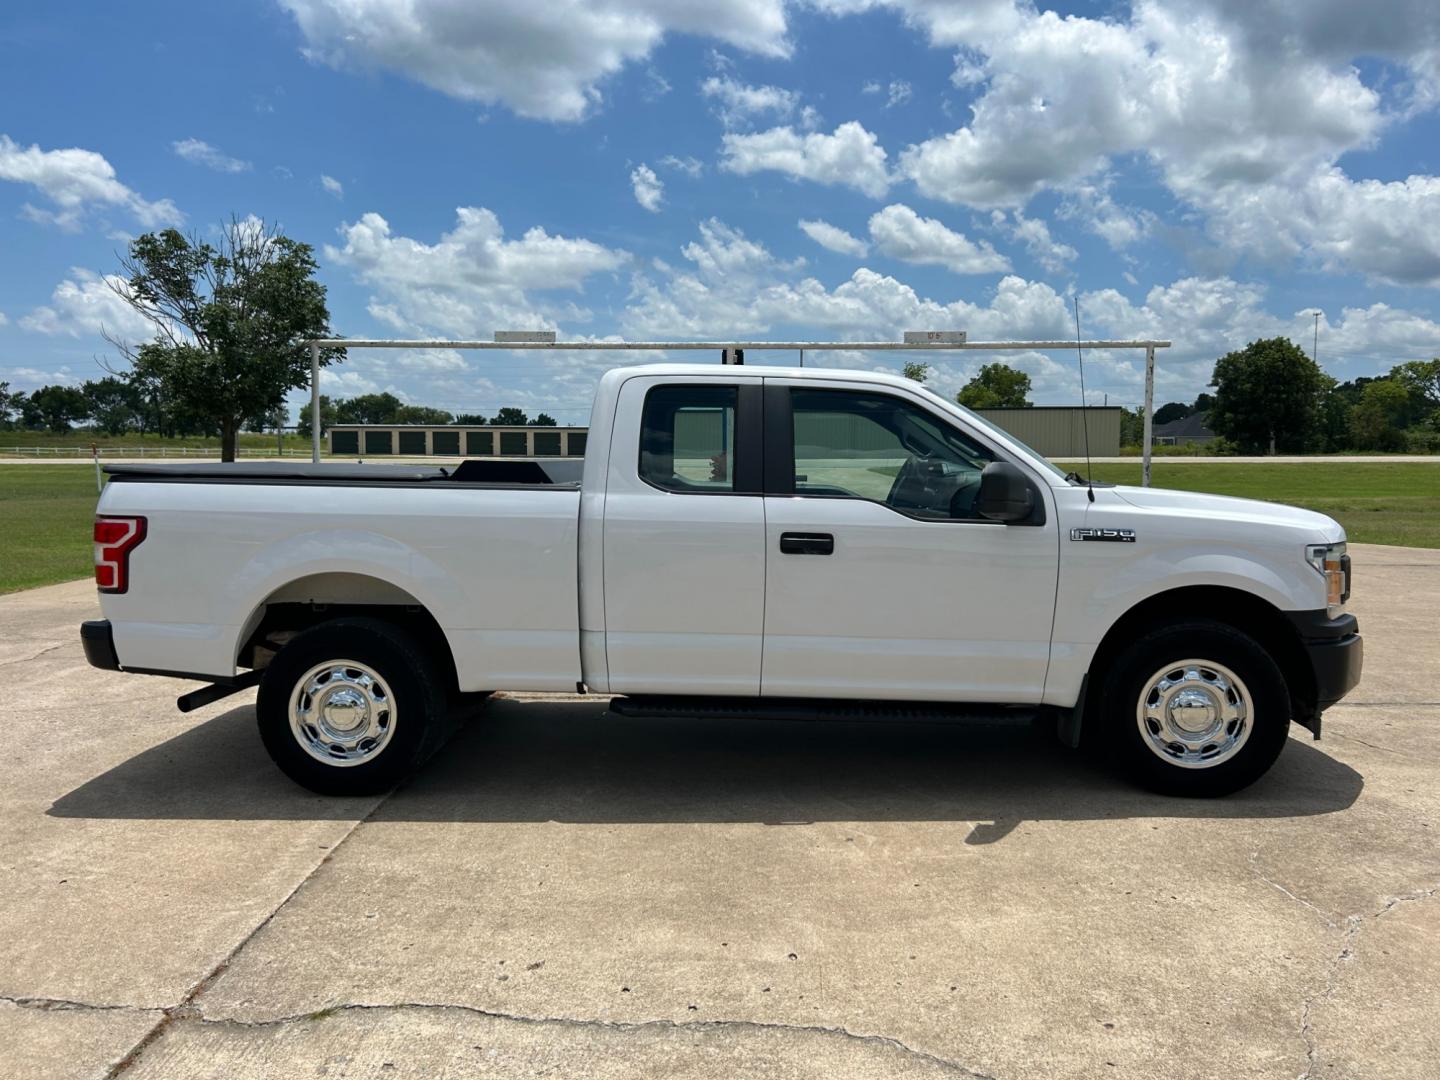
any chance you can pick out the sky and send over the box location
[2,0,1439,424]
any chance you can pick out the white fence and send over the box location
[0,446,313,458]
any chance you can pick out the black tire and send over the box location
[1100,619,1292,797]
[256,617,448,795]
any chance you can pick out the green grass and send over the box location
[1086,462,1440,549]
[0,465,102,593]
[1,460,1436,595]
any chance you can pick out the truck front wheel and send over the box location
[256,617,447,795]
[1100,619,1292,797]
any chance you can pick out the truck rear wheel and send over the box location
[1100,619,1292,797]
[256,617,447,795]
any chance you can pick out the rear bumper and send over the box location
[81,619,121,671]
[1286,610,1363,735]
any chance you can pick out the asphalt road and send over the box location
[3,545,1437,1079]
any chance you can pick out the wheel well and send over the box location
[1084,586,1315,725]
[237,574,459,696]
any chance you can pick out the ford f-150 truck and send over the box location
[81,363,1361,797]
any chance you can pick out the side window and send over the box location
[791,388,997,520]
[640,385,738,492]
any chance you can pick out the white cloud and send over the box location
[326,207,629,337]
[0,134,181,231]
[821,0,1440,284]
[172,138,251,173]
[320,174,345,198]
[20,268,157,342]
[659,155,703,177]
[0,311,7,326]
[631,163,664,212]
[720,120,892,198]
[861,80,882,95]
[868,203,1010,274]
[799,218,870,258]
[994,210,1077,275]
[278,0,791,122]
[886,80,913,107]
[700,75,799,128]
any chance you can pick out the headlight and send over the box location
[1306,541,1350,618]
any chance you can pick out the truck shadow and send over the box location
[49,697,1364,842]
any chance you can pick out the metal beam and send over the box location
[1142,345,1156,488]
[310,341,321,464]
[304,338,1171,351]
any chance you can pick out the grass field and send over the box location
[1,460,1436,594]
[1085,461,1440,548]
[0,465,102,593]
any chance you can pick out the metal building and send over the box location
[975,407,1121,457]
[327,424,587,458]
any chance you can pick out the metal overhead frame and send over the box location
[304,334,1172,485]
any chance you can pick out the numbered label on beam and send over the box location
[903,331,967,344]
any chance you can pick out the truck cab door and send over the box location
[760,378,1059,703]
[600,374,766,694]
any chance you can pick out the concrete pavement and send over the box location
[2,546,1437,1078]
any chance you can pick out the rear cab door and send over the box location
[599,372,767,694]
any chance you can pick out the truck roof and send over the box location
[602,363,916,388]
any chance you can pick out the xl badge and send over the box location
[1070,527,1136,543]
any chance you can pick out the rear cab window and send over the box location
[639,385,739,492]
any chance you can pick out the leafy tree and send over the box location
[1207,337,1329,454]
[530,413,558,426]
[490,407,529,426]
[108,218,342,461]
[28,385,90,433]
[1192,391,1216,414]
[1118,406,1144,447]
[1152,401,1191,425]
[902,361,930,383]
[956,363,1031,409]
[296,394,338,440]
[83,377,144,435]
[394,404,454,425]
[0,381,21,429]
[335,392,403,425]
[1348,379,1411,451]
[1393,358,1440,412]
[452,413,489,425]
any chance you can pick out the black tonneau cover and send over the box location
[103,459,583,488]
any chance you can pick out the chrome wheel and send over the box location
[1135,659,1252,769]
[288,660,396,767]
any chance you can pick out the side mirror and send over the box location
[975,461,1033,523]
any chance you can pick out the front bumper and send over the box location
[81,619,121,671]
[1286,610,1363,736]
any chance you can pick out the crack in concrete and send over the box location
[1297,882,1440,1080]
[0,642,66,669]
[1249,854,1338,930]
[0,994,154,1014]
[188,1001,998,1078]
[102,792,393,1077]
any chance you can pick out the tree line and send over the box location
[908,341,1440,453]
[296,394,557,438]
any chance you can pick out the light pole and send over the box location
[1311,310,1321,366]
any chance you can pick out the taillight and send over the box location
[94,516,147,594]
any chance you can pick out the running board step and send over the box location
[609,695,1039,725]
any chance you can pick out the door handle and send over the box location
[780,532,834,555]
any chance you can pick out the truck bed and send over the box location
[104,459,584,487]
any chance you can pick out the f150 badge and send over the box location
[1070,527,1136,543]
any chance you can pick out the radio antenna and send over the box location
[1073,296,1095,502]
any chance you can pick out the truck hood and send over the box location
[1111,485,1345,541]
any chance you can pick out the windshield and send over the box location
[914,384,1070,481]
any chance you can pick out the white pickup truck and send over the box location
[82,363,1361,797]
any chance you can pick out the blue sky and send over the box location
[2,0,1439,424]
